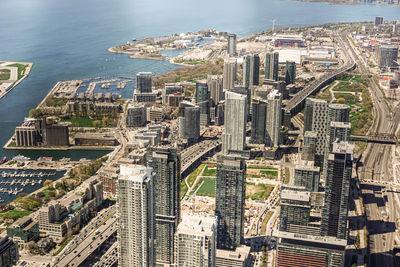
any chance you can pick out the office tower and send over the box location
[178,101,200,143]
[227,33,237,57]
[328,103,350,123]
[221,91,248,154]
[303,98,329,166]
[207,74,224,105]
[215,154,246,250]
[266,90,282,147]
[195,82,210,126]
[146,147,181,266]
[375,16,384,26]
[294,165,320,192]
[118,165,155,267]
[250,98,267,144]
[175,215,217,267]
[376,44,399,70]
[321,141,354,239]
[302,131,317,161]
[243,54,260,89]
[279,189,311,233]
[265,52,279,81]
[136,72,153,93]
[285,61,296,85]
[276,232,346,267]
[223,58,237,91]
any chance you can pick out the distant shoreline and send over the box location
[289,0,400,6]
[0,61,33,100]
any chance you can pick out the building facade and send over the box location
[178,101,200,143]
[266,90,282,147]
[195,82,210,126]
[223,58,237,91]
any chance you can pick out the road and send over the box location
[345,31,400,266]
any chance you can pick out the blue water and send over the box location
[0,0,399,160]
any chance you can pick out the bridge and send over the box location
[180,139,221,178]
[350,134,398,144]
[283,34,356,116]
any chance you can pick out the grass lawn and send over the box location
[8,63,28,80]
[60,117,101,127]
[0,69,10,80]
[186,164,204,187]
[195,178,216,197]
[261,211,274,235]
[260,170,278,177]
[203,164,216,176]
[246,183,274,200]
[315,90,332,102]
[0,210,32,220]
[333,92,359,105]
[248,165,277,170]
[53,238,71,256]
[284,167,290,184]
[180,182,188,199]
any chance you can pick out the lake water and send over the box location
[0,0,399,160]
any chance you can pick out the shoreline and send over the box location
[289,0,400,6]
[0,62,33,100]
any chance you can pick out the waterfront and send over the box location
[0,0,400,162]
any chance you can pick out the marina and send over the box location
[0,169,65,204]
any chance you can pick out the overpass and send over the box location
[350,134,398,144]
[180,139,221,178]
[283,34,356,117]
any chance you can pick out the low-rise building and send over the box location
[6,216,39,249]
[0,237,19,267]
[215,245,252,267]
[146,106,164,122]
[74,133,118,146]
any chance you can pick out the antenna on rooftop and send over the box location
[272,19,277,32]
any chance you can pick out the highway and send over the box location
[54,206,117,267]
[284,32,356,115]
[345,31,400,266]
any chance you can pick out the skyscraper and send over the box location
[146,147,181,266]
[223,58,237,91]
[328,103,350,123]
[302,131,317,161]
[222,91,248,154]
[215,154,246,250]
[243,54,260,89]
[178,101,200,143]
[303,98,329,166]
[279,189,311,233]
[195,82,210,126]
[118,165,155,267]
[285,61,296,85]
[265,52,279,81]
[136,72,153,93]
[266,90,282,147]
[175,215,217,267]
[207,74,224,105]
[294,165,320,192]
[250,98,267,144]
[321,141,354,239]
[376,44,399,71]
[227,33,237,57]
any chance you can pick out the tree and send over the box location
[336,97,346,104]
[43,179,53,188]
[29,109,43,118]
[92,120,101,128]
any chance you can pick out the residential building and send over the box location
[227,33,237,57]
[178,101,200,143]
[375,16,384,26]
[162,83,183,104]
[146,147,181,266]
[328,103,350,123]
[175,215,217,267]
[243,54,260,89]
[146,106,164,122]
[285,61,296,85]
[0,237,19,267]
[265,52,279,81]
[302,131,317,161]
[222,91,248,154]
[266,90,282,147]
[118,165,155,267]
[134,92,157,103]
[223,58,237,91]
[126,103,147,127]
[98,165,120,197]
[215,245,252,267]
[215,154,246,250]
[321,141,354,239]
[294,165,320,192]
[195,82,210,126]
[136,72,153,93]
[7,217,39,249]
[250,98,267,144]
[208,74,224,105]
[279,189,311,232]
